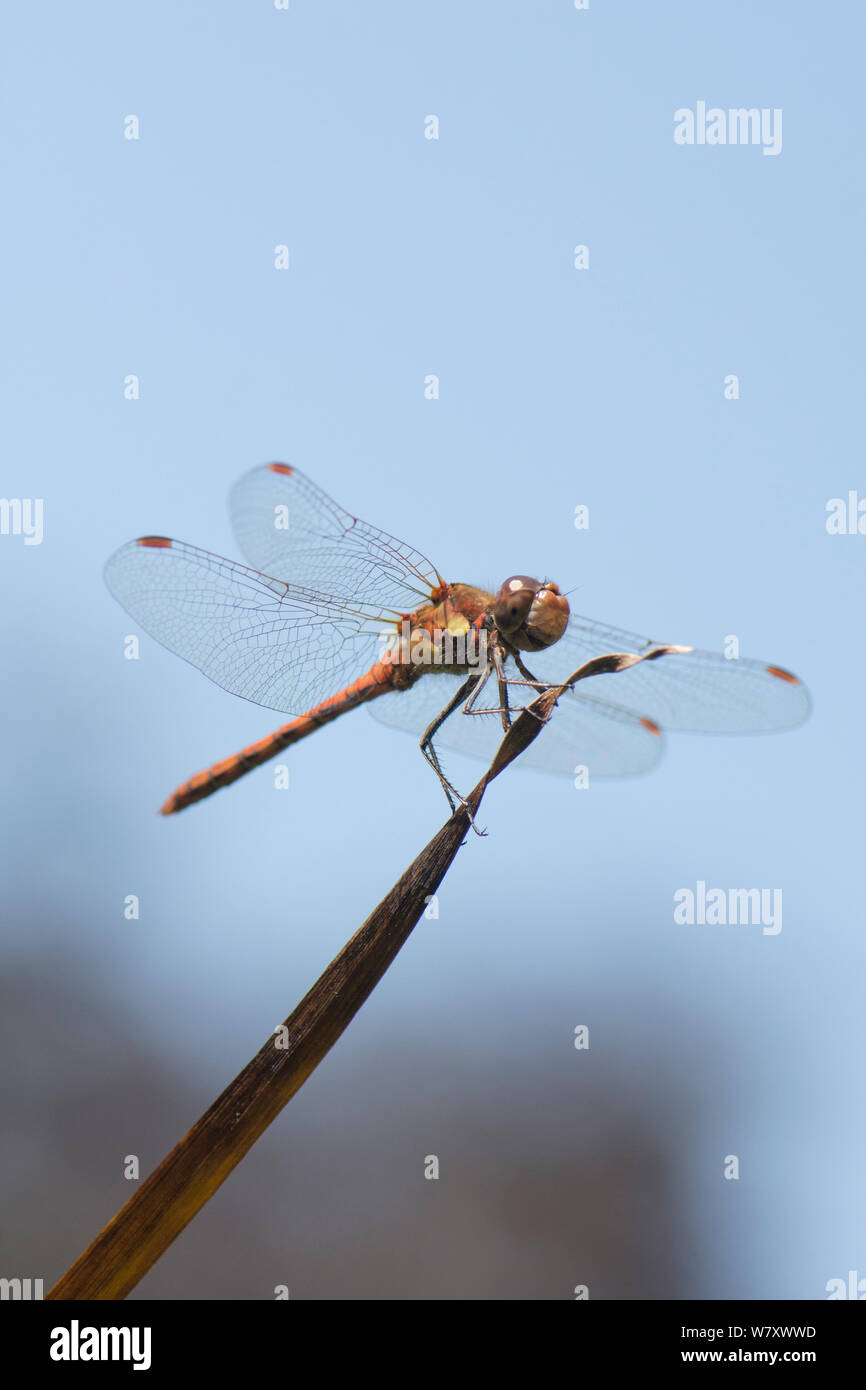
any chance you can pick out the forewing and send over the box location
[368,605,810,779]
[230,463,443,616]
[518,615,811,733]
[104,537,385,714]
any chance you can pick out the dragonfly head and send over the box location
[493,577,570,652]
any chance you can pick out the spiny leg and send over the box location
[491,640,514,733]
[420,673,478,808]
[420,671,490,832]
[453,647,532,729]
[513,652,548,693]
[460,662,496,717]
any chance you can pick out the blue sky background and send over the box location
[1,1,863,1299]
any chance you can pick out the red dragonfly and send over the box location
[104,463,810,815]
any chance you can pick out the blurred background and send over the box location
[1,1,862,1299]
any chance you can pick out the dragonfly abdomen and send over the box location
[160,658,399,814]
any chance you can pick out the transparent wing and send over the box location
[368,607,810,779]
[230,463,444,616]
[104,537,389,714]
[516,615,811,733]
[369,670,665,777]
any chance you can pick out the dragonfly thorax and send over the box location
[493,576,570,652]
[385,584,491,678]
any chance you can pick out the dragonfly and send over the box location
[104,463,810,816]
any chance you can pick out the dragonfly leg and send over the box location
[460,663,496,715]
[513,652,549,694]
[491,640,513,733]
[457,645,536,727]
[420,671,490,834]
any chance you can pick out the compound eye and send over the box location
[493,576,540,635]
[524,583,570,650]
